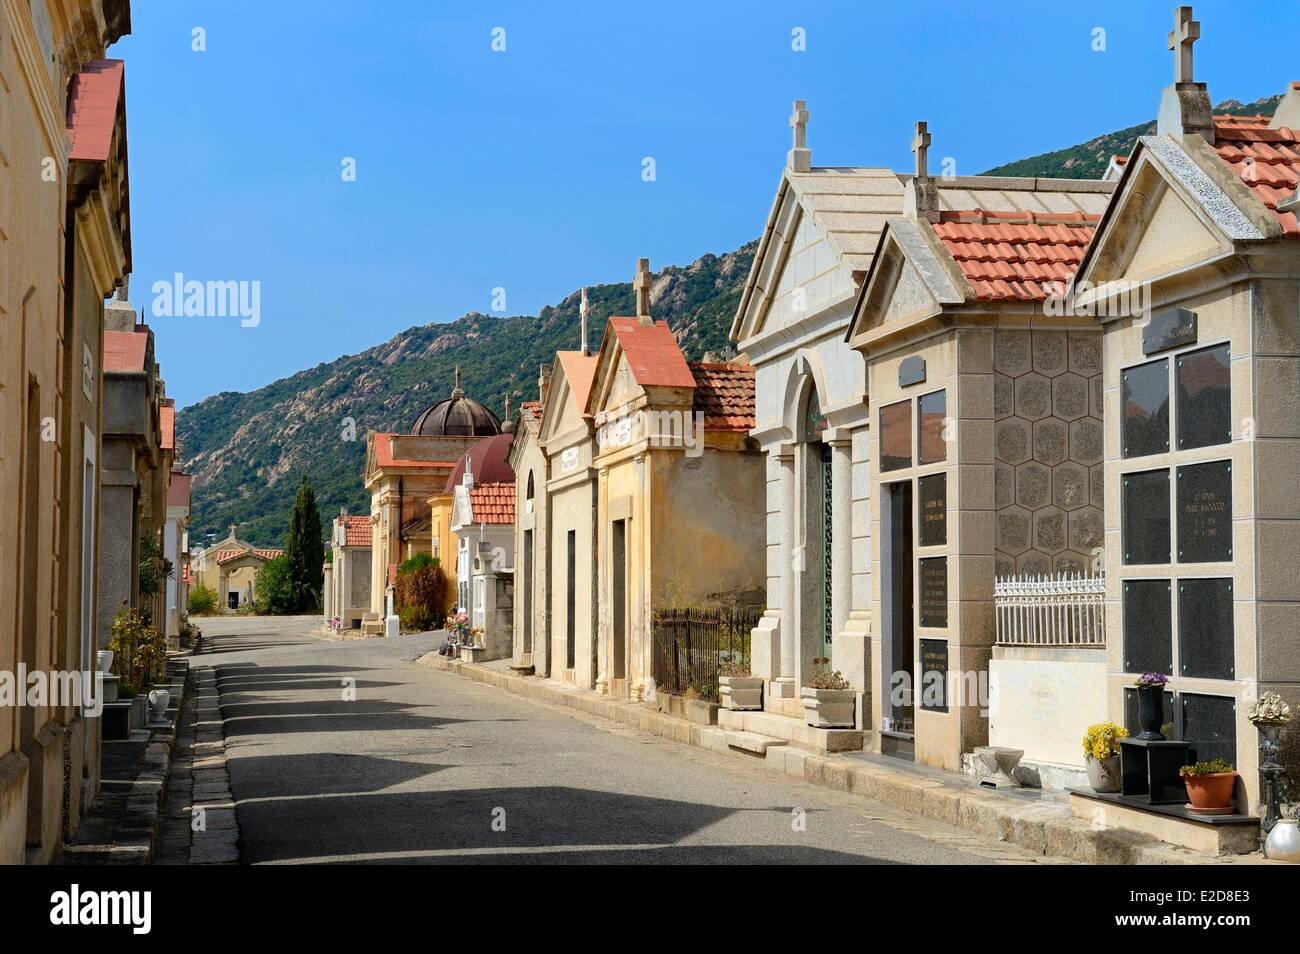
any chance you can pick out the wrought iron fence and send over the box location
[652,606,760,703]
[994,572,1106,647]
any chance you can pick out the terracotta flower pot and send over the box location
[1183,772,1236,811]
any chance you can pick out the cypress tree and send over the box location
[284,475,324,612]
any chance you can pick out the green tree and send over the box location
[254,555,295,615]
[284,475,324,613]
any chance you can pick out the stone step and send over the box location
[718,707,865,754]
[726,731,788,755]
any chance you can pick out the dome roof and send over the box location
[411,368,502,437]
[444,432,515,492]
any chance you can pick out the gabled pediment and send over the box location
[1077,136,1270,290]
[846,219,967,345]
[731,168,905,344]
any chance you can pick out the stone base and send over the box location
[655,694,719,726]
[719,707,864,754]
[1068,790,1260,855]
[961,752,1088,791]
[768,677,797,700]
[726,731,788,755]
[0,750,28,864]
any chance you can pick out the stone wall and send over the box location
[993,329,1104,576]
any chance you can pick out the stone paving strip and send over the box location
[415,654,1266,866]
[185,667,239,864]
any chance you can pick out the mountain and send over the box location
[980,95,1280,179]
[179,95,1282,546]
[176,244,756,545]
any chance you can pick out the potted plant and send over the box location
[800,657,855,728]
[1179,758,1238,814]
[718,659,762,711]
[1133,672,1169,740]
[1082,721,1128,793]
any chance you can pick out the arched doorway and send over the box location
[799,386,832,664]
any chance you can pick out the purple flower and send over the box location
[1135,671,1169,688]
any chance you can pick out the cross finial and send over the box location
[1168,6,1200,84]
[912,121,931,179]
[452,365,463,398]
[790,100,808,149]
[633,258,652,323]
[787,100,811,172]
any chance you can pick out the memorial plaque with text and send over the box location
[1177,460,1232,563]
[919,557,948,628]
[880,400,911,472]
[1179,578,1234,680]
[919,638,949,712]
[1176,344,1231,450]
[1122,358,1170,458]
[1123,579,1172,674]
[1143,307,1198,355]
[1122,469,1171,565]
[919,473,947,547]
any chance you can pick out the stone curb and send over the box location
[415,653,1239,865]
[62,661,190,865]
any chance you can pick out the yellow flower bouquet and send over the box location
[1082,721,1128,761]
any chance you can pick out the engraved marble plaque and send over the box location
[1176,460,1232,563]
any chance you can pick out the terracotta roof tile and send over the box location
[1212,115,1300,237]
[214,546,282,565]
[690,362,756,432]
[160,400,175,451]
[608,318,696,389]
[469,482,515,525]
[372,433,458,470]
[340,515,372,548]
[103,329,147,372]
[66,60,124,163]
[167,471,191,508]
[555,351,600,415]
[932,211,1100,302]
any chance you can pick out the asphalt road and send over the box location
[196,616,1056,865]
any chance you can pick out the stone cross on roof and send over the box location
[787,100,811,173]
[912,120,931,179]
[1168,6,1200,84]
[452,365,464,398]
[634,258,652,324]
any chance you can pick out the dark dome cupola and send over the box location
[410,366,502,437]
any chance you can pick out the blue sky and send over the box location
[109,1,1286,408]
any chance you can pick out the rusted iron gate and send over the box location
[652,606,759,702]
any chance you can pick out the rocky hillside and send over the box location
[177,244,756,544]
[180,94,1282,545]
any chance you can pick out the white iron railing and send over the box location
[994,572,1106,647]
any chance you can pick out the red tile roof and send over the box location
[931,210,1101,301]
[103,329,147,372]
[690,362,756,432]
[166,471,191,508]
[160,400,175,451]
[1213,114,1300,237]
[608,318,696,389]
[555,350,600,415]
[469,482,515,525]
[66,60,124,163]
[372,434,458,470]
[214,546,283,564]
[339,515,372,547]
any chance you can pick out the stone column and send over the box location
[772,446,798,698]
[218,568,229,613]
